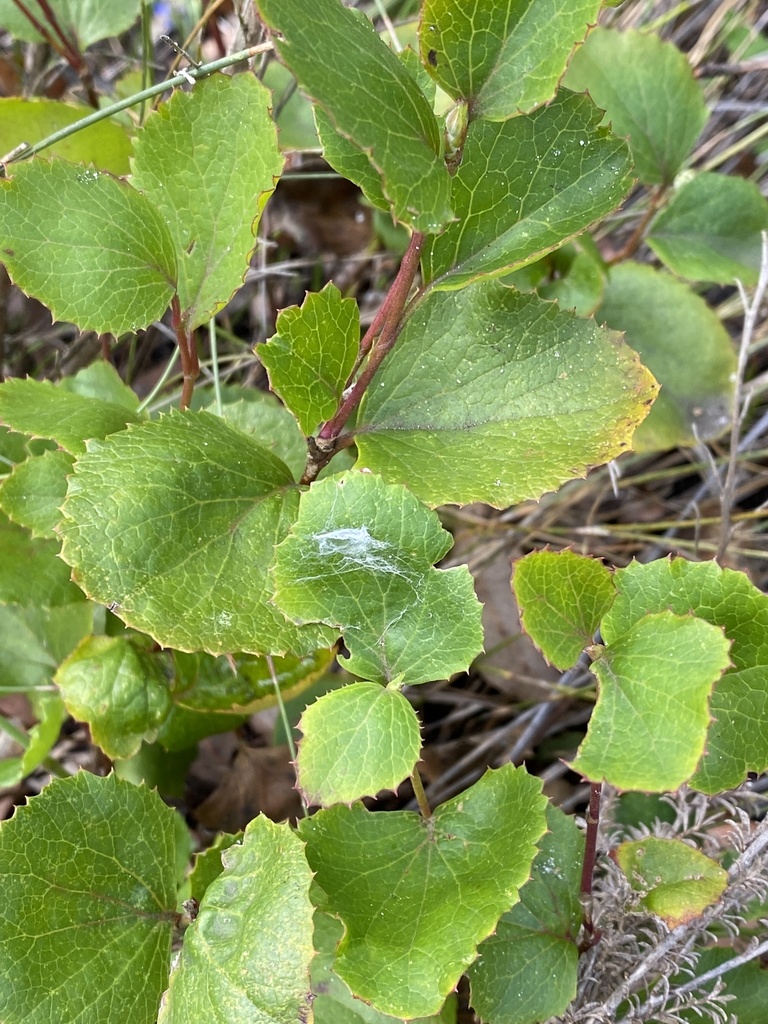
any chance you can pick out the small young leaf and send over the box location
[421,92,633,290]
[615,837,727,927]
[297,681,422,805]
[0,0,141,47]
[59,412,336,655]
[158,816,315,1024]
[0,772,178,1024]
[571,611,731,791]
[647,172,768,285]
[272,471,484,684]
[420,0,600,119]
[601,558,768,793]
[131,73,283,330]
[0,448,73,538]
[355,283,657,508]
[0,377,141,456]
[563,28,707,185]
[597,262,736,451]
[260,282,360,435]
[0,97,132,174]
[55,635,173,759]
[469,804,584,1024]
[257,0,452,233]
[300,764,548,1020]
[514,550,616,670]
[0,160,177,335]
[0,513,83,607]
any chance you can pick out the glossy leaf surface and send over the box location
[300,765,548,1019]
[260,283,360,435]
[422,92,633,290]
[572,611,731,791]
[514,550,616,670]
[356,283,657,507]
[59,412,335,655]
[297,681,422,805]
[420,0,600,118]
[257,0,452,232]
[0,773,177,1024]
[158,816,315,1024]
[602,558,768,793]
[0,160,177,335]
[272,471,483,684]
[469,804,583,1024]
[56,635,173,759]
[132,74,282,330]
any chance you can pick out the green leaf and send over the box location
[563,28,707,185]
[421,92,633,289]
[536,237,607,316]
[131,73,282,331]
[0,692,67,787]
[0,602,93,693]
[297,681,421,806]
[0,377,142,455]
[571,611,731,791]
[260,283,360,435]
[355,283,658,508]
[0,97,132,174]
[647,172,768,285]
[601,558,768,793]
[59,411,335,655]
[300,764,548,1019]
[170,647,336,715]
[257,0,452,233]
[59,361,140,412]
[0,772,177,1024]
[263,61,319,151]
[514,550,616,670]
[469,804,584,1024]
[55,635,173,759]
[420,0,600,118]
[188,831,243,904]
[0,513,83,607]
[597,262,736,451]
[314,106,390,215]
[0,448,73,538]
[158,816,315,1024]
[0,0,142,47]
[272,471,483,684]
[615,837,727,927]
[312,912,456,1024]
[0,159,177,335]
[206,389,308,481]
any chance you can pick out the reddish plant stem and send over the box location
[171,295,199,410]
[301,231,425,484]
[606,186,667,266]
[579,780,602,947]
[12,0,100,108]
